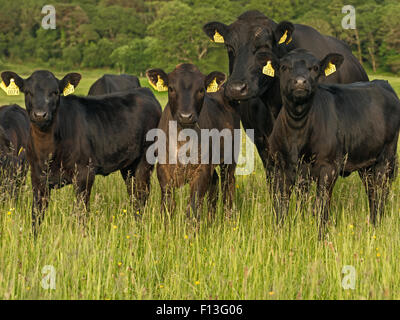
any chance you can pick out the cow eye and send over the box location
[281,65,288,72]
[313,66,319,72]
[199,88,205,94]
[168,87,175,93]
[256,51,268,59]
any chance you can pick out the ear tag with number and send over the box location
[325,62,337,76]
[213,31,224,43]
[262,61,275,77]
[1,79,20,96]
[63,83,75,96]
[207,78,219,93]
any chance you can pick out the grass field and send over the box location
[0,63,399,299]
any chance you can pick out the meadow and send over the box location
[0,63,399,300]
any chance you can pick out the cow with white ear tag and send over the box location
[146,63,241,221]
[264,49,400,237]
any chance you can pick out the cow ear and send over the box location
[59,73,81,96]
[205,71,226,93]
[1,71,24,95]
[275,21,294,45]
[203,22,228,44]
[320,53,344,77]
[146,69,168,92]
[261,52,280,78]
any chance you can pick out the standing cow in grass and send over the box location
[146,64,240,220]
[263,49,400,235]
[203,10,369,181]
[1,70,162,235]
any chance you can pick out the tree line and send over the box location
[0,0,399,75]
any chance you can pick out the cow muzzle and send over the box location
[177,112,197,128]
[32,111,50,122]
[225,81,251,100]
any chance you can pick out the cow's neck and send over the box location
[282,95,313,131]
[30,122,56,165]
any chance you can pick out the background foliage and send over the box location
[1,0,400,75]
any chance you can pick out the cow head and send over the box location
[1,71,81,131]
[263,49,344,105]
[203,10,294,101]
[146,64,226,128]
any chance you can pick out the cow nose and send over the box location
[227,81,248,97]
[295,77,307,85]
[33,111,48,120]
[178,112,194,122]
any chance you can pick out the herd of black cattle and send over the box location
[0,11,399,237]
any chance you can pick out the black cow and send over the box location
[203,10,369,180]
[88,74,141,96]
[1,70,162,234]
[0,104,30,193]
[146,64,240,220]
[265,49,400,235]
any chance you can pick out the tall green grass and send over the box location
[0,66,399,299]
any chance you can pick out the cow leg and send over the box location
[360,141,398,225]
[121,155,154,215]
[160,185,176,218]
[31,176,50,237]
[360,168,382,225]
[374,140,398,220]
[74,170,95,213]
[157,164,176,217]
[207,169,219,221]
[296,164,312,218]
[187,167,213,221]
[315,164,337,238]
[254,139,274,187]
[220,164,236,212]
[272,167,293,225]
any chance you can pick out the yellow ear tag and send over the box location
[2,79,20,96]
[262,61,275,77]
[63,83,75,96]
[149,75,168,92]
[18,147,24,156]
[278,30,288,44]
[325,62,337,76]
[207,78,219,93]
[213,31,224,43]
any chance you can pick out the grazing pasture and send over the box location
[0,64,399,299]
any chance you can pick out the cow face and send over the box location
[264,49,344,105]
[1,71,81,131]
[203,10,294,101]
[147,64,226,128]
